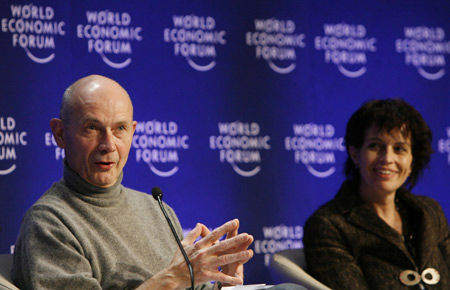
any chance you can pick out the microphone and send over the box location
[152,187,195,290]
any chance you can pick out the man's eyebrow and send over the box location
[83,120,131,129]
[80,115,100,124]
[115,120,130,127]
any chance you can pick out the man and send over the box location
[12,75,254,289]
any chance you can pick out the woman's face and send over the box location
[350,126,413,198]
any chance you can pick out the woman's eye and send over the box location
[367,143,380,149]
[395,146,407,152]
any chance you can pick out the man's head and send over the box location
[50,75,137,188]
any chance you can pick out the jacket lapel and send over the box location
[397,190,433,268]
[334,181,416,265]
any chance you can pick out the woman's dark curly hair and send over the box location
[344,98,433,190]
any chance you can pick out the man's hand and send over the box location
[138,219,253,290]
[214,219,252,285]
[177,219,254,288]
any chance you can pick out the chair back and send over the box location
[0,254,20,290]
[269,248,332,290]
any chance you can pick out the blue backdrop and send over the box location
[1,0,449,284]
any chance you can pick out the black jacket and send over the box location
[303,181,450,290]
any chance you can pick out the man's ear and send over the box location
[349,146,359,168]
[50,118,66,149]
[132,120,137,134]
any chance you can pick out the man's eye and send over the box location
[87,125,96,130]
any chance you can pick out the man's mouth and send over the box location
[95,162,115,170]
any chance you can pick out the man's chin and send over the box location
[89,175,118,188]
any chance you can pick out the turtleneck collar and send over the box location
[62,160,124,206]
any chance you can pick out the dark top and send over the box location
[303,180,450,290]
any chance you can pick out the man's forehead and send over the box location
[78,113,132,125]
[73,75,111,91]
[76,103,133,119]
[63,75,134,124]
[83,79,102,92]
[72,76,130,102]
[71,87,131,109]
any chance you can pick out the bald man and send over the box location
[12,75,254,290]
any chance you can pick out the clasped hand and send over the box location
[171,218,254,289]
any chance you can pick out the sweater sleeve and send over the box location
[12,205,103,290]
[164,202,185,241]
[303,212,370,290]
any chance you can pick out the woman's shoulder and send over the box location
[304,198,347,234]
[400,189,443,210]
[307,181,361,220]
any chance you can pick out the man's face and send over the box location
[62,79,136,188]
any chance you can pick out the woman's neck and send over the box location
[359,184,403,235]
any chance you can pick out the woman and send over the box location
[303,99,450,289]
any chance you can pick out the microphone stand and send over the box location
[152,187,195,290]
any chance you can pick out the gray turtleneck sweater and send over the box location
[12,163,212,290]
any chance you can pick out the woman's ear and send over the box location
[349,146,359,168]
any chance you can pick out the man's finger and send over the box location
[211,249,254,268]
[213,234,254,257]
[226,219,239,239]
[182,223,206,245]
[209,271,244,286]
[200,225,211,239]
[206,233,252,255]
[196,219,239,247]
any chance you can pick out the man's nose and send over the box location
[98,131,116,152]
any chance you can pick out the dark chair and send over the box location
[0,254,19,290]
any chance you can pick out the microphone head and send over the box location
[152,186,163,201]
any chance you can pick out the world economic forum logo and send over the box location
[76,9,143,69]
[164,15,226,72]
[0,117,27,176]
[209,121,270,177]
[1,3,66,64]
[314,23,377,78]
[253,224,303,267]
[438,126,450,165]
[44,131,65,161]
[285,123,345,178]
[132,120,189,177]
[245,18,306,74]
[395,26,449,80]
